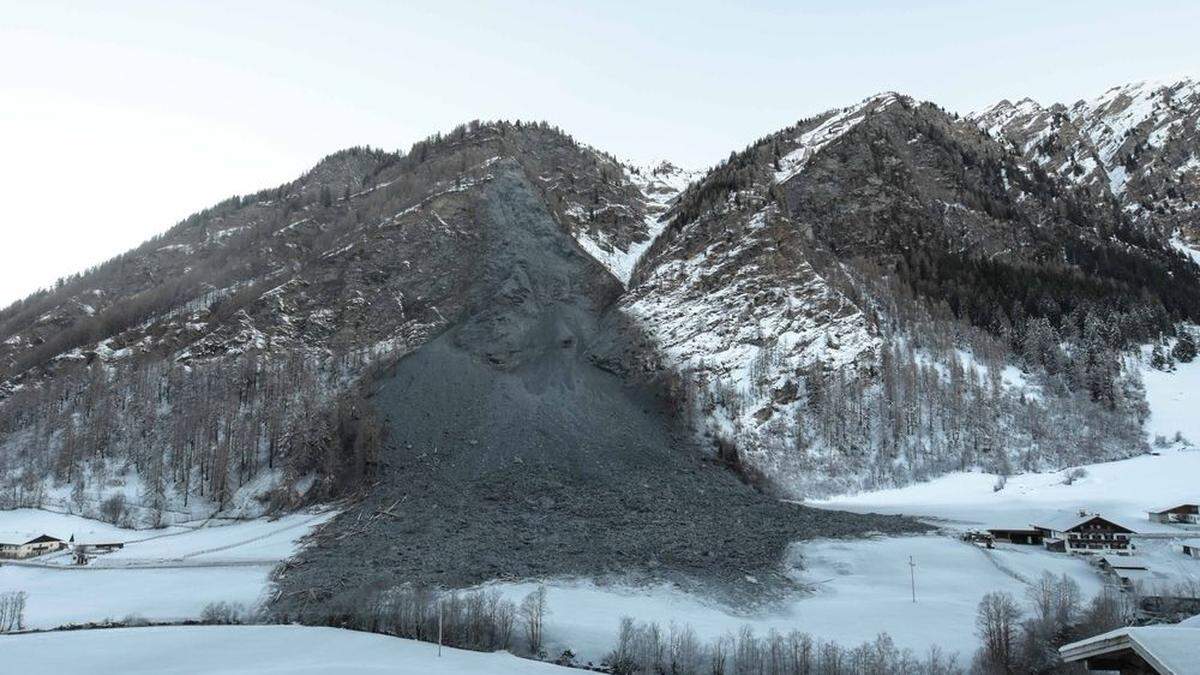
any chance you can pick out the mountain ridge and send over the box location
[1,80,1198,527]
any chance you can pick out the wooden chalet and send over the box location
[0,534,68,559]
[1096,555,1155,589]
[1031,513,1137,554]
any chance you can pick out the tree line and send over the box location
[0,349,384,522]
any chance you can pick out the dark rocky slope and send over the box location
[271,163,920,614]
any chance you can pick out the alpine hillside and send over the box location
[1,79,1199,605]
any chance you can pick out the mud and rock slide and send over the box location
[272,163,921,614]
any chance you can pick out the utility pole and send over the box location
[909,556,917,603]
[438,600,443,657]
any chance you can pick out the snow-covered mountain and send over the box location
[975,77,1200,252]
[622,90,1198,493]
[2,82,1200,592]
[0,122,678,522]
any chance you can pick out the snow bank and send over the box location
[0,625,573,675]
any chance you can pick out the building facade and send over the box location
[1147,503,1199,524]
[1032,514,1136,554]
[0,534,68,559]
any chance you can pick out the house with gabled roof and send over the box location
[0,534,68,559]
[1031,512,1137,555]
[1060,615,1200,674]
[1148,502,1200,524]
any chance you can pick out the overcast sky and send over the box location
[2,1,1198,307]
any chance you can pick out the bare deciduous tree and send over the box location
[975,591,1021,673]
[520,585,549,657]
[0,591,28,633]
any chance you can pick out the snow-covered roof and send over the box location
[1097,555,1149,570]
[1181,538,1200,548]
[1031,513,1136,534]
[986,525,1041,533]
[1148,503,1199,514]
[1060,624,1200,674]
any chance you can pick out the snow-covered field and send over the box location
[485,358,1200,666]
[813,446,1200,535]
[1141,345,1200,444]
[484,535,1108,665]
[0,625,572,675]
[3,565,274,629]
[0,507,182,546]
[0,509,334,628]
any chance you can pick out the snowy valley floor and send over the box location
[0,508,335,628]
[483,445,1200,665]
[813,445,1200,534]
[3,449,1199,669]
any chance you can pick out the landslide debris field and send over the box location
[271,166,922,614]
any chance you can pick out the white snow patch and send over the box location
[1170,235,1200,266]
[1141,342,1200,443]
[0,508,159,547]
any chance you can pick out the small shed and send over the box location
[74,541,125,553]
[1182,539,1200,559]
[1096,555,1156,589]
